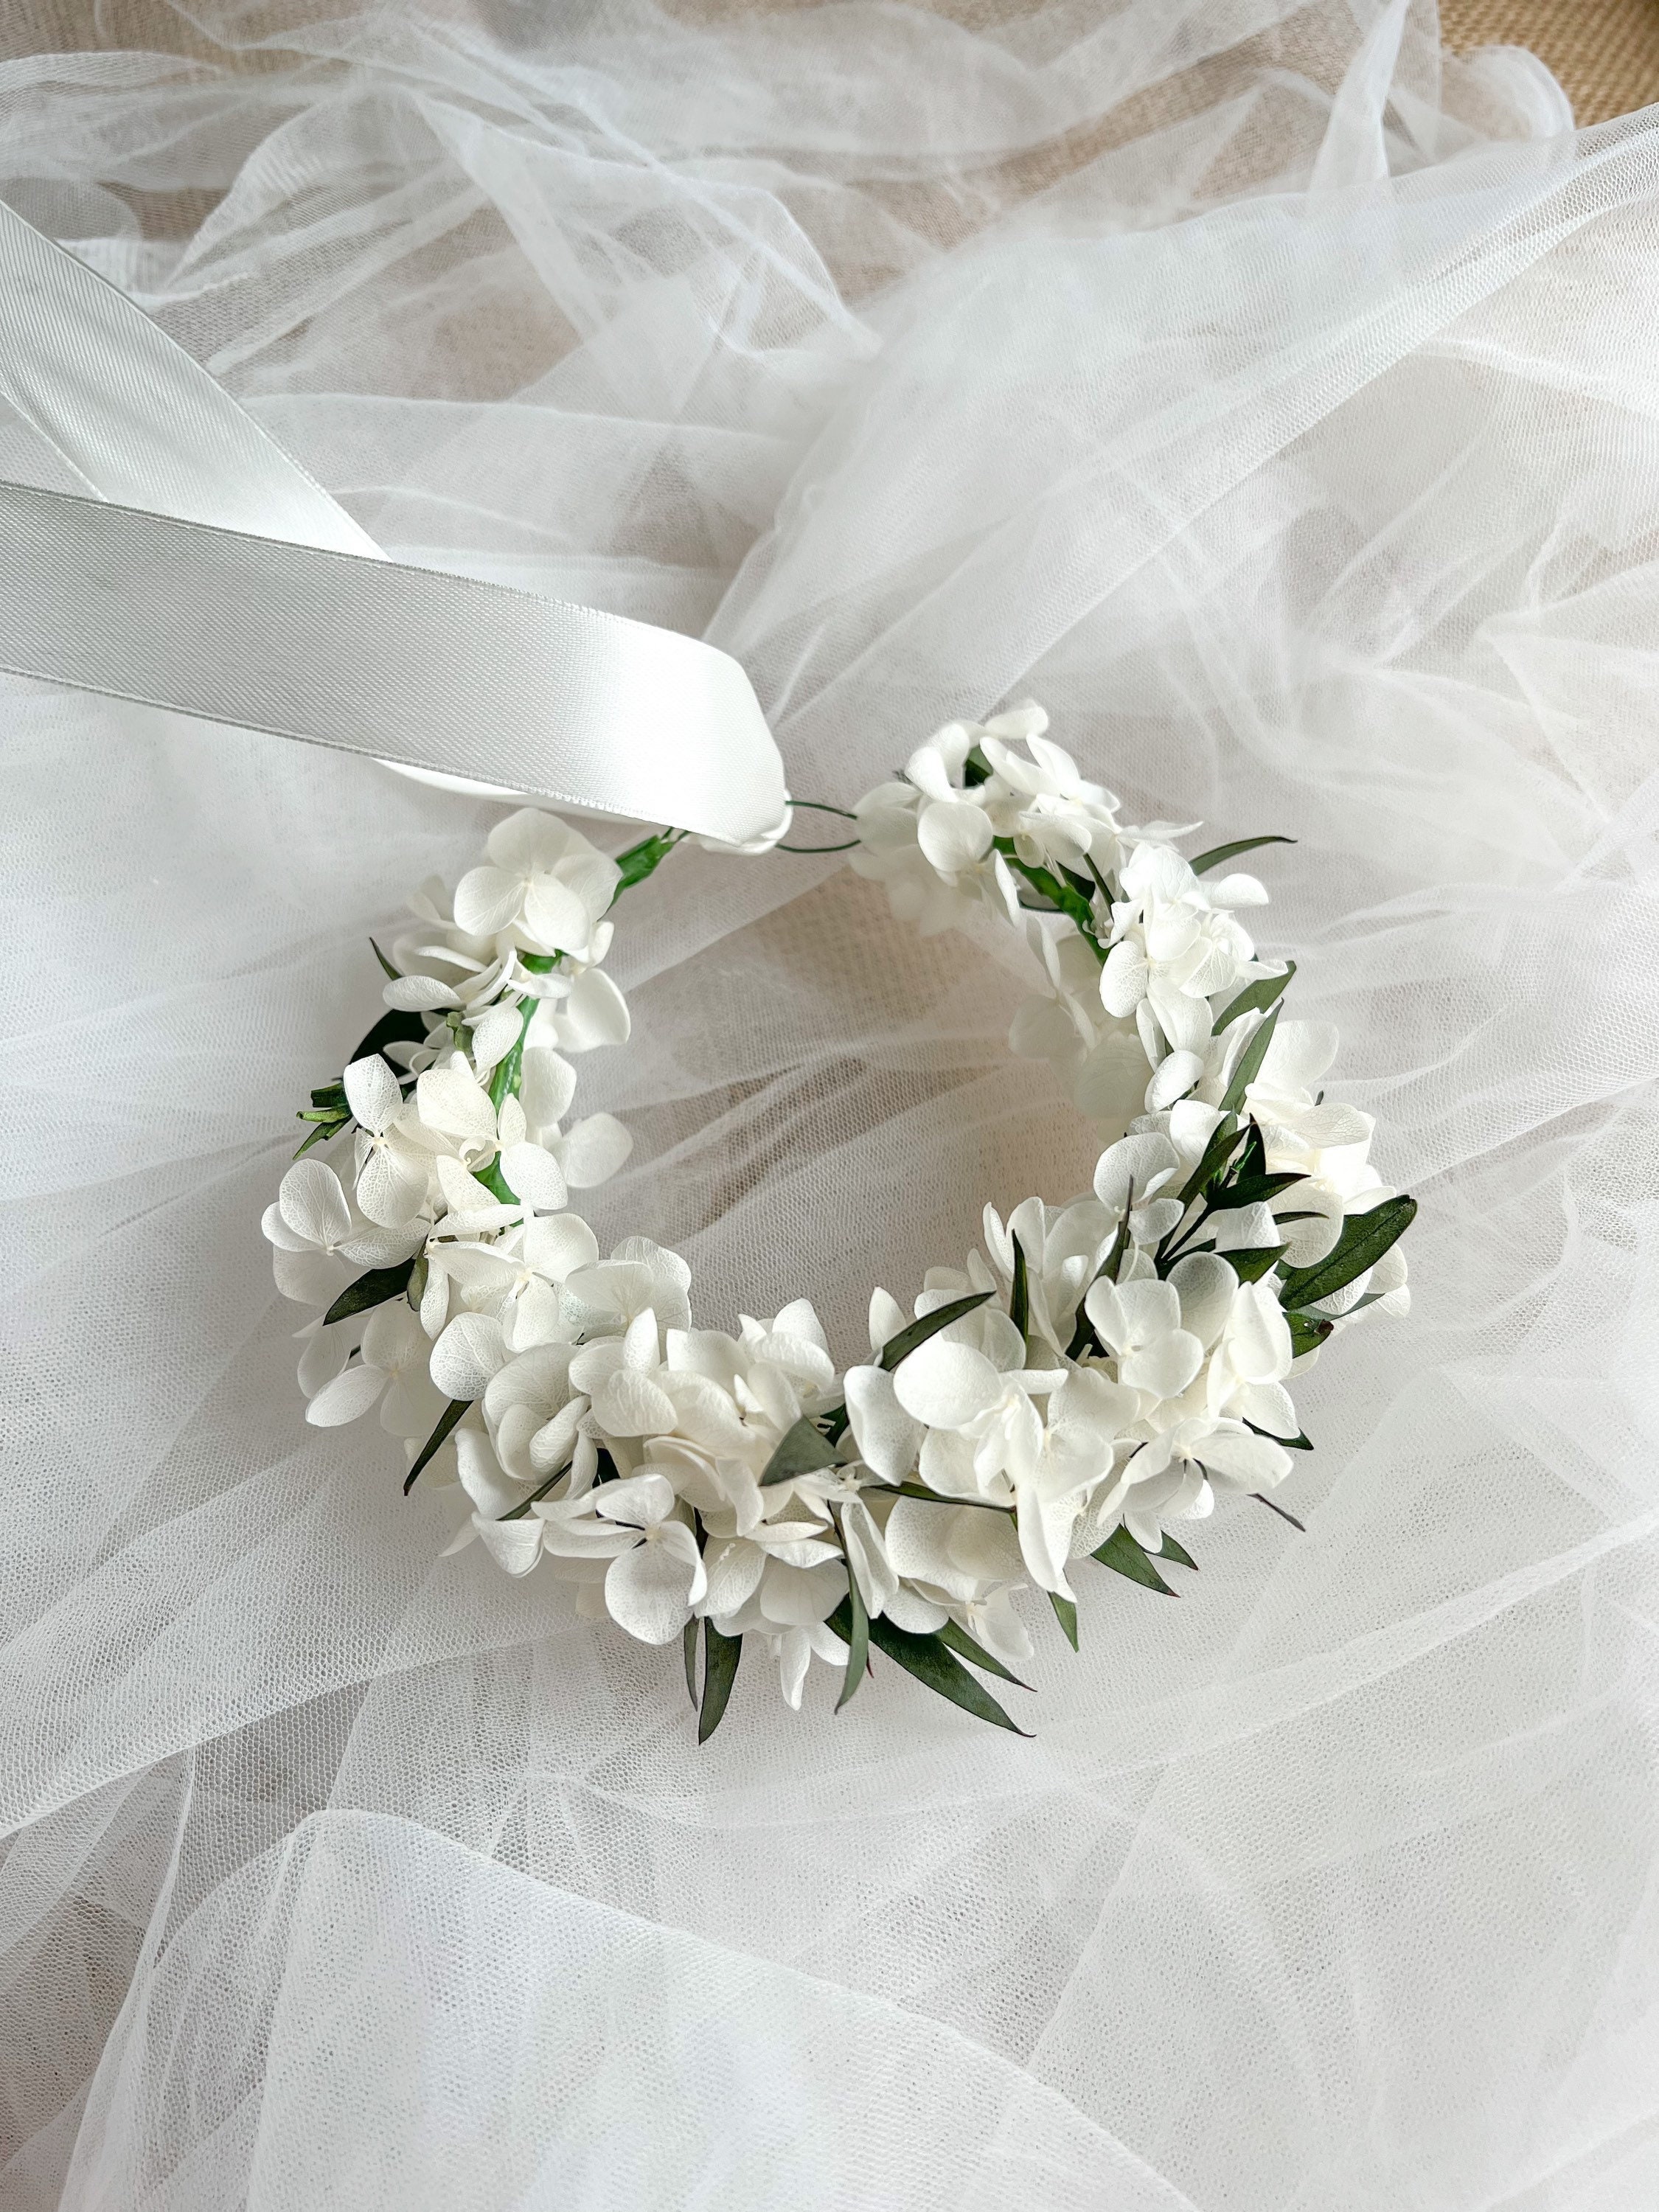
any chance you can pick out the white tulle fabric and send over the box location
[4,4,1659,2206]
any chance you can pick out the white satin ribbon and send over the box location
[0,198,788,846]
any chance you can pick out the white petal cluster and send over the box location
[265,807,636,1453]
[270,713,1412,1731]
[850,703,1126,932]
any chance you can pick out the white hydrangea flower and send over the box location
[977,706,1126,877]
[262,1159,424,1307]
[1100,842,1270,1054]
[306,1301,444,1439]
[343,1054,430,1227]
[451,808,621,962]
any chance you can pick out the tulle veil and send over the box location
[5,2,1659,2205]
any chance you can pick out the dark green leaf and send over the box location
[682,1618,700,1707]
[1092,1524,1177,1596]
[1251,1491,1307,1531]
[961,745,992,787]
[1220,1246,1281,1284]
[368,936,401,981]
[821,1402,850,1444]
[698,1622,742,1743]
[292,1121,342,1159]
[1175,1113,1243,1206]
[498,1467,568,1520]
[1158,1534,1199,1571]
[1277,1195,1416,1311]
[830,1602,1029,1733]
[1065,1304,1104,1361]
[835,1565,870,1711]
[1189,834,1295,877]
[1048,1590,1079,1650]
[872,1482,1015,1517]
[935,1618,1030,1686]
[1219,1003,1281,1115]
[760,1414,840,1486]
[1284,1312,1335,1360]
[322,1257,417,1327]
[349,1006,429,1067]
[1214,962,1295,1033]
[1009,1234,1030,1342]
[1082,852,1116,905]
[1222,1171,1309,1213]
[403,1399,470,1495]
[880,1290,992,1372]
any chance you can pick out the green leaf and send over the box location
[879,1290,993,1372]
[1189,834,1295,877]
[1070,1202,1135,1353]
[1009,1233,1030,1342]
[349,1006,429,1067]
[1277,1195,1416,1311]
[698,1622,742,1744]
[518,950,560,974]
[613,827,684,895]
[368,936,401,981]
[831,1602,1029,1733]
[682,1618,700,1707]
[1065,1303,1104,1361]
[1092,1524,1177,1596]
[322,1257,417,1327]
[292,1120,343,1159]
[1175,1113,1243,1206]
[498,1466,568,1520]
[1219,1246,1281,1284]
[1214,961,1295,1032]
[1158,1534,1199,1571]
[760,1413,841,1487]
[1048,1590,1079,1650]
[835,1565,870,1711]
[403,1399,470,1495]
[1224,1172,1309,1215]
[873,1482,1015,1517]
[935,1618,1030,1686]
[1219,1002,1281,1115]
[991,838,1100,947]
[961,744,993,787]
[1284,1311,1335,1360]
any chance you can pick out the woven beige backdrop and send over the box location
[1442,0,1659,118]
[5,1,1659,121]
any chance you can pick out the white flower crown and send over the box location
[265,706,1413,1737]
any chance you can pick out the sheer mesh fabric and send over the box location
[3,5,1659,2206]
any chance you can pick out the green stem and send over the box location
[487,995,538,1115]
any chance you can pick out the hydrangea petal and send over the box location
[605,1537,698,1644]
[278,1159,352,1250]
[892,1339,1004,1430]
[306,1363,389,1427]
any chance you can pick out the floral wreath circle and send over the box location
[265,705,1414,1739]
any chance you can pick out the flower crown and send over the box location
[265,706,1413,1739]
